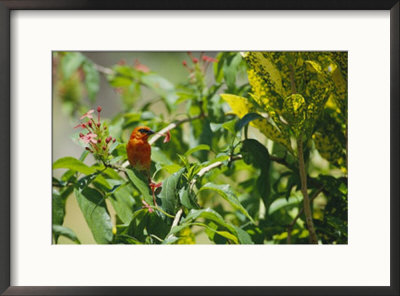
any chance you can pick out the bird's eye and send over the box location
[139,128,147,133]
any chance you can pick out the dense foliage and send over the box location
[52,51,347,244]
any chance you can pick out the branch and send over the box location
[198,154,243,178]
[296,138,318,244]
[188,155,242,192]
[287,186,324,244]
[148,115,203,145]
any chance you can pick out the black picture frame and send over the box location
[0,1,398,295]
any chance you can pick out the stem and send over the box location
[287,186,324,244]
[297,138,318,244]
[151,206,175,218]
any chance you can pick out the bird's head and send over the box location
[130,126,155,141]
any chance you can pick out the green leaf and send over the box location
[178,187,198,210]
[151,147,173,165]
[222,119,237,135]
[125,168,153,204]
[111,144,128,159]
[181,208,237,234]
[127,209,148,242]
[52,225,81,244]
[241,139,271,206]
[53,157,97,175]
[93,174,113,192]
[268,196,301,215]
[241,139,270,169]
[82,61,100,102]
[109,183,136,224]
[233,225,254,244]
[207,92,225,123]
[74,188,113,244]
[184,144,210,157]
[199,183,255,224]
[109,76,133,87]
[202,225,238,244]
[235,112,263,132]
[159,168,185,215]
[146,213,171,242]
[141,73,178,109]
[52,191,66,226]
[213,52,225,83]
[61,52,85,79]
[161,164,182,174]
[223,53,243,90]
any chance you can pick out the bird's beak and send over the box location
[146,129,155,135]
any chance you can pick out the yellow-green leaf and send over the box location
[221,94,255,118]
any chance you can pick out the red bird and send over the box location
[126,126,161,206]
[126,126,154,178]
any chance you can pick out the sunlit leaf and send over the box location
[53,157,97,175]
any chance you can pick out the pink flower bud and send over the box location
[97,106,102,113]
[79,133,84,138]
[105,136,112,144]
[102,146,107,151]
[112,138,116,143]
[97,123,101,128]
[192,57,198,64]
[97,139,102,144]
[88,121,93,128]
[182,60,187,66]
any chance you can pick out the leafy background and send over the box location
[52,51,347,244]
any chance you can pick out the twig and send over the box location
[287,186,324,244]
[148,115,203,145]
[93,63,114,76]
[172,208,183,228]
[189,155,243,190]
[270,155,292,169]
[164,208,184,242]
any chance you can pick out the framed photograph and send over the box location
[1,1,398,295]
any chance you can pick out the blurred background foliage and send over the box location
[52,51,347,244]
